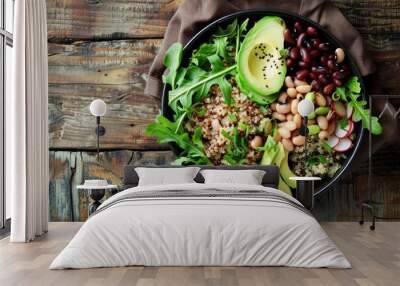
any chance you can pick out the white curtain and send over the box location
[9,0,49,242]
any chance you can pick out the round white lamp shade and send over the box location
[90,99,107,117]
[297,98,315,117]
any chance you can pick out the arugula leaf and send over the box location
[332,76,383,135]
[145,115,210,165]
[214,19,238,38]
[346,76,361,93]
[221,127,248,165]
[162,43,183,89]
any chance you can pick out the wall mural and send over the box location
[48,0,399,222]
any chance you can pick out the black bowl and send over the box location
[161,9,365,197]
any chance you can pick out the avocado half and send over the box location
[237,16,286,101]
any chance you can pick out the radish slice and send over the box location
[335,124,348,138]
[346,105,353,119]
[327,136,339,148]
[345,120,354,136]
[334,138,353,152]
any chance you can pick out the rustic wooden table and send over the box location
[47,0,400,222]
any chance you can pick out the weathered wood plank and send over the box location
[47,0,181,42]
[46,0,400,51]
[49,150,174,222]
[48,39,168,150]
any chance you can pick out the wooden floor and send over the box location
[0,222,399,286]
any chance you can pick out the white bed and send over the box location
[50,182,350,269]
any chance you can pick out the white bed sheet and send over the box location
[50,183,350,269]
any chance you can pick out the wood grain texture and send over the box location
[49,150,174,222]
[48,39,166,150]
[47,0,181,42]
[1,222,400,286]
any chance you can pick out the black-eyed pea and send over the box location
[291,99,299,114]
[272,112,286,121]
[282,138,294,151]
[296,85,312,94]
[293,114,302,128]
[296,93,304,100]
[315,92,327,106]
[317,116,328,130]
[318,130,329,140]
[279,92,288,103]
[278,127,291,139]
[276,103,291,114]
[292,135,306,146]
[285,76,295,88]
[287,87,297,98]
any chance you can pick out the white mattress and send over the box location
[50,183,350,269]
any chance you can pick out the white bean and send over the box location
[276,103,291,114]
[292,135,306,146]
[293,114,302,128]
[282,138,294,151]
[285,76,295,88]
[296,85,312,94]
[285,121,297,131]
[272,112,286,121]
[250,136,263,149]
[319,131,329,140]
[287,87,297,98]
[315,92,327,107]
[278,127,291,139]
[279,92,288,103]
[291,99,299,114]
[335,48,345,64]
[294,78,307,87]
[317,116,328,130]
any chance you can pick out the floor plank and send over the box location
[0,222,399,286]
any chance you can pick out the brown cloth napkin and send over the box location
[145,0,375,99]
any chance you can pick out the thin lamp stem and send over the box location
[96,116,100,161]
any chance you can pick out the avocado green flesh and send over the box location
[237,16,286,98]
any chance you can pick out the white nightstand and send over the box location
[77,184,118,216]
[290,177,321,210]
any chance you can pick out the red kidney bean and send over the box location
[320,55,329,66]
[318,43,331,52]
[298,61,309,69]
[297,33,307,48]
[333,71,345,80]
[323,83,335,95]
[334,79,343,86]
[283,29,295,44]
[311,38,321,48]
[326,96,332,106]
[328,54,335,60]
[300,47,310,63]
[294,21,304,34]
[311,80,322,91]
[310,49,321,58]
[327,60,336,71]
[296,69,309,80]
[312,66,328,75]
[318,74,331,85]
[306,26,319,37]
[290,47,300,60]
[310,72,317,80]
[286,58,295,68]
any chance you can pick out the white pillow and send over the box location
[135,167,200,186]
[200,169,266,185]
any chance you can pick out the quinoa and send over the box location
[186,79,269,165]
